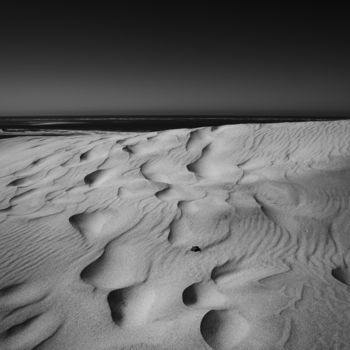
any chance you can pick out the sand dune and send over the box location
[0,121,350,349]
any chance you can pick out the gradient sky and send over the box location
[0,5,349,117]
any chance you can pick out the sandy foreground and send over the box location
[0,121,350,350]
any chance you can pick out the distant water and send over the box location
[0,116,346,132]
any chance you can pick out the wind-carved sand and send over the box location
[0,121,350,349]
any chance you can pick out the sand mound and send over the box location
[1,121,350,349]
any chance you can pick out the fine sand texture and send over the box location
[0,120,350,349]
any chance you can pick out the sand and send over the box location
[0,120,350,350]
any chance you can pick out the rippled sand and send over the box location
[0,121,350,350]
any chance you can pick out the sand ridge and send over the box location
[0,121,350,349]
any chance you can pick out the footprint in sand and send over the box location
[181,268,251,349]
[69,210,111,242]
[168,194,233,249]
[182,280,229,309]
[79,231,159,328]
[84,168,121,187]
[182,259,291,350]
[81,241,152,290]
[107,284,157,327]
[69,204,144,244]
[200,309,250,350]
[107,281,186,328]
[332,266,350,286]
[182,279,250,349]
[79,143,111,163]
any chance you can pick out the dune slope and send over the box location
[0,121,350,350]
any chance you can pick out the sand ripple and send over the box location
[1,121,350,349]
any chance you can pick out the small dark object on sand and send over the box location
[191,246,201,252]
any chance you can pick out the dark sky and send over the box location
[0,5,349,117]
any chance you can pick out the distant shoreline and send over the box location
[0,116,348,132]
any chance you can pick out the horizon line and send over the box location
[0,115,349,119]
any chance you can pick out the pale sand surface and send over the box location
[0,121,350,349]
